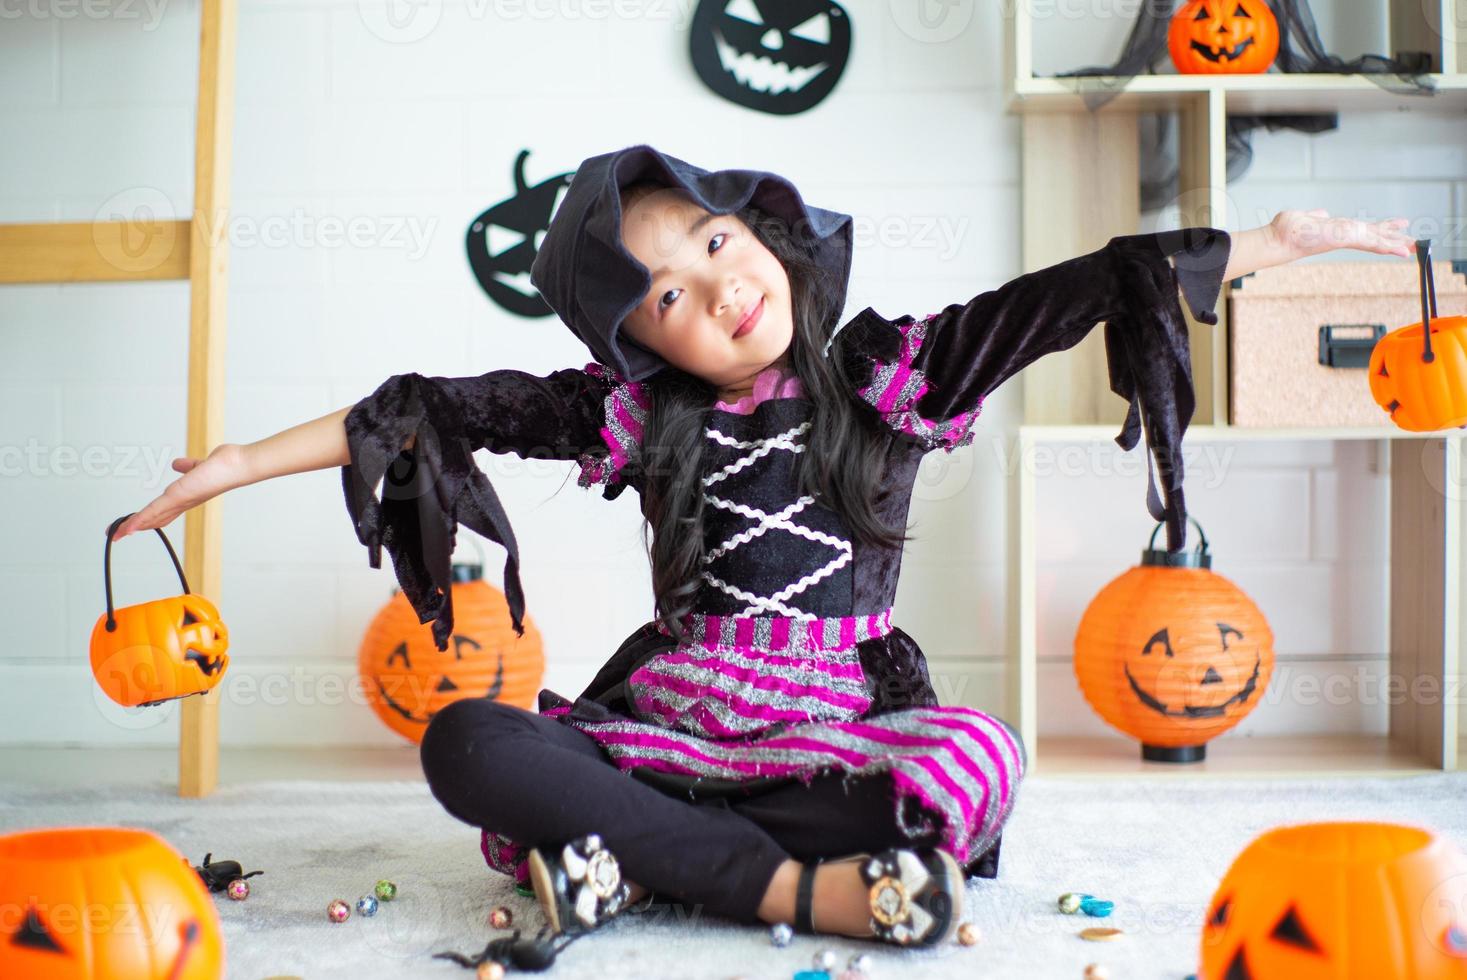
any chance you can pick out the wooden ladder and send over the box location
[0,0,238,797]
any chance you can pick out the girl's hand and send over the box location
[1272,209,1414,262]
[110,443,251,541]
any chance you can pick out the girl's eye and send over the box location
[657,232,728,315]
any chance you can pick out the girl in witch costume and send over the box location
[111,144,1412,949]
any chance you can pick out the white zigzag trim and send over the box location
[703,422,811,487]
[765,546,852,605]
[699,570,812,618]
[702,496,815,563]
[703,495,849,554]
[697,417,852,618]
[701,541,853,617]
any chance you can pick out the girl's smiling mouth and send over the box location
[733,296,764,338]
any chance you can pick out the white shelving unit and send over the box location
[1003,1,1467,776]
[1015,426,1461,777]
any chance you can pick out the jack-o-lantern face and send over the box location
[372,633,504,727]
[357,580,543,744]
[1168,0,1279,74]
[1123,623,1261,719]
[1369,314,1467,431]
[175,594,229,671]
[0,827,223,980]
[466,148,573,318]
[1201,823,1467,980]
[689,0,852,115]
[89,594,231,708]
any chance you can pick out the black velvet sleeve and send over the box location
[835,227,1232,552]
[339,366,617,651]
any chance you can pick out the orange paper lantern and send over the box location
[1200,822,1467,979]
[1369,238,1467,431]
[0,826,224,980]
[89,514,229,708]
[1169,0,1279,74]
[1074,519,1275,762]
[357,560,543,744]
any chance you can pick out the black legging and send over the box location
[418,698,946,922]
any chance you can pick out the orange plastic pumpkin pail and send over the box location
[1168,0,1279,74]
[89,514,230,709]
[1200,822,1467,979]
[1369,239,1467,432]
[0,826,224,980]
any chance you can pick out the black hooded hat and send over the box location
[529,144,855,381]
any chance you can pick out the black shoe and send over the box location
[858,847,964,946]
[526,833,632,937]
[966,833,1002,879]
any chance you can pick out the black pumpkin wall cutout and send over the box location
[466,149,573,317]
[690,0,851,115]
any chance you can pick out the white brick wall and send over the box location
[1,0,1462,746]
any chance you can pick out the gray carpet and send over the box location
[3,773,1466,979]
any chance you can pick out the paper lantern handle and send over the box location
[450,533,489,584]
[1145,516,1211,568]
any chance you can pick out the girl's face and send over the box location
[618,188,794,392]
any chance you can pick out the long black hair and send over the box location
[620,181,912,643]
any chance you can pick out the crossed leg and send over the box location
[420,698,967,932]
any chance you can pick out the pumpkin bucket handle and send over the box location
[102,512,192,632]
[1416,238,1438,363]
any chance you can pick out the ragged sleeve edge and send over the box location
[1157,227,1233,326]
[575,361,653,497]
[339,372,526,650]
[340,373,424,576]
[1100,226,1232,554]
[832,308,982,454]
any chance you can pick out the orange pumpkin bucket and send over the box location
[0,826,225,980]
[1200,822,1467,980]
[1073,517,1275,762]
[357,539,544,744]
[89,515,230,709]
[1168,0,1280,74]
[1369,238,1467,431]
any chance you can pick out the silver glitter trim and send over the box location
[659,608,895,658]
[565,705,1026,865]
[627,645,873,737]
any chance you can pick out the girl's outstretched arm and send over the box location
[110,364,630,650]
[834,210,1412,552]
[1222,209,1412,281]
[109,404,380,542]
